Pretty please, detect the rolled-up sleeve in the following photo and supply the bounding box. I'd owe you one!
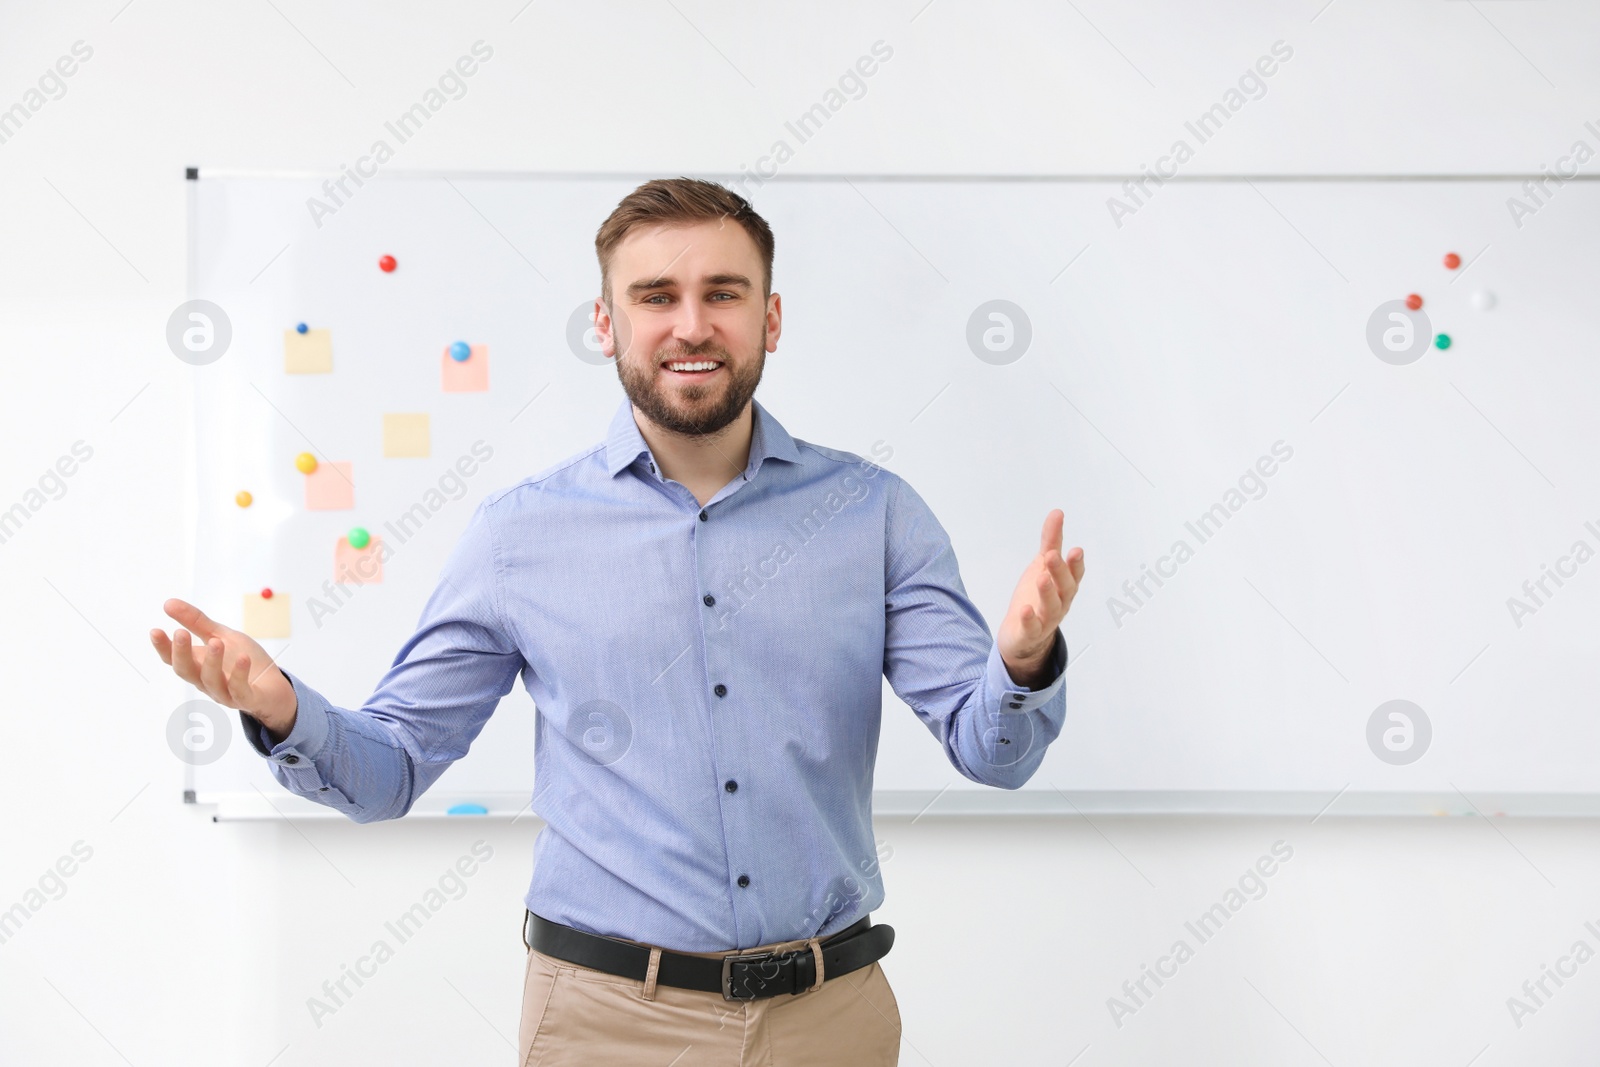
[881,474,1069,789]
[240,498,526,821]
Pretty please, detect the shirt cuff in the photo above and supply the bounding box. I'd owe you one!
[239,666,332,765]
[984,629,1068,714]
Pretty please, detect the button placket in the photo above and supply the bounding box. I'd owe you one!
[692,498,752,924]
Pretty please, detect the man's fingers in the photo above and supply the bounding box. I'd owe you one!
[1038,509,1064,556]
[149,629,174,666]
[1035,568,1062,609]
[170,629,202,685]
[1046,547,1085,582]
[1036,547,1085,617]
[1039,550,1075,603]
[199,637,227,696]
[1014,530,1083,641]
[1045,548,1070,579]
[164,598,224,642]
[226,654,255,706]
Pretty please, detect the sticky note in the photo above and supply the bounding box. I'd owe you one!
[383,413,430,457]
[304,461,354,510]
[334,534,384,584]
[242,592,290,639]
[284,328,333,374]
[442,345,489,392]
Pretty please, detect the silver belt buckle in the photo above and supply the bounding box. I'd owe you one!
[721,950,778,1001]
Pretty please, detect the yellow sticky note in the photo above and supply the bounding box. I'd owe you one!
[242,592,290,639]
[441,345,490,392]
[304,461,354,510]
[284,328,333,374]
[334,535,384,584]
[383,413,430,457]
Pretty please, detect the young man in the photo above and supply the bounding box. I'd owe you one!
[151,177,1085,1066]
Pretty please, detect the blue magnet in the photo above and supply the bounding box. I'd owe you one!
[296,322,308,334]
[447,802,488,815]
[449,341,471,362]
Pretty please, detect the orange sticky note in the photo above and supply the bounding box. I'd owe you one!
[242,592,290,639]
[382,413,430,457]
[442,345,489,392]
[334,534,384,584]
[284,328,333,374]
[304,461,354,510]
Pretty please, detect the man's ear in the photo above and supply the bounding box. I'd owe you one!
[594,297,617,359]
[765,292,783,352]
[596,297,638,361]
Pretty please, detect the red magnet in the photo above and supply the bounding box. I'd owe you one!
[378,254,397,273]
[1405,294,1423,310]
[260,587,274,599]
[1443,252,1461,269]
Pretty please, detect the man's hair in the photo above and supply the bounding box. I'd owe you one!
[594,177,775,306]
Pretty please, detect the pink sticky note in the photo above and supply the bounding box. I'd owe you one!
[334,535,384,584]
[304,461,354,510]
[442,344,489,392]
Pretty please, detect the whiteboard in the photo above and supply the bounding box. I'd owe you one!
[182,171,1600,818]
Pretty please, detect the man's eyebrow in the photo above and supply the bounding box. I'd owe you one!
[624,272,753,297]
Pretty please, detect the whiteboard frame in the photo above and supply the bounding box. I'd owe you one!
[191,168,1600,182]
[193,790,1600,821]
[182,166,1600,819]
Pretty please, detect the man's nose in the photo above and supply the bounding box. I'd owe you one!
[671,303,715,348]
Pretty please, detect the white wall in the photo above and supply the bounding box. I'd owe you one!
[3,1,1599,1063]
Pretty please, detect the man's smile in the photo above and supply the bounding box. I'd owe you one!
[661,359,725,381]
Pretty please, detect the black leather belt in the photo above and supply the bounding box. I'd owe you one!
[524,910,895,1001]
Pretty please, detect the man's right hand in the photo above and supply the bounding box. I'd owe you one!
[150,598,299,745]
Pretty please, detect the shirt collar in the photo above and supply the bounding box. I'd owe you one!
[603,394,801,479]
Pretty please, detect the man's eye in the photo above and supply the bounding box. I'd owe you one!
[644,294,670,305]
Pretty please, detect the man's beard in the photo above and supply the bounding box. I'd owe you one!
[614,322,766,438]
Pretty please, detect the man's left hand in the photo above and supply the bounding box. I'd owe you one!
[998,509,1084,689]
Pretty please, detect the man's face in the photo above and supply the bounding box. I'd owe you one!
[596,219,781,437]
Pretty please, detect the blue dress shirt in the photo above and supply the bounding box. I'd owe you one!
[244,395,1069,951]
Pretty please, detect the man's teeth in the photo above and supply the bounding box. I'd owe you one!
[665,361,722,372]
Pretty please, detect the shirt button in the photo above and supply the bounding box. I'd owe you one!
[1009,701,1023,709]
[699,510,708,521]
[714,684,727,697]
[649,462,656,473]
[725,780,738,793]
[282,755,299,765]
[737,874,750,888]
[703,594,715,606]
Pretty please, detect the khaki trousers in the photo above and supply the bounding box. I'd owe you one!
[518,918,902,1066]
